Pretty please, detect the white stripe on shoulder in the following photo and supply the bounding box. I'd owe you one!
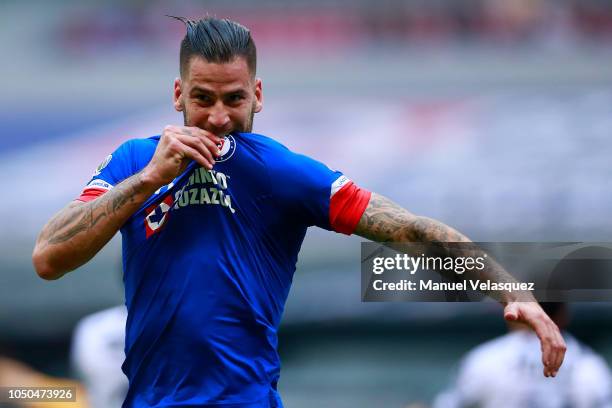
[331,175,350,197]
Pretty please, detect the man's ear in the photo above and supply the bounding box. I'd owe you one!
[173,77,184,112]
[254,78,263,113]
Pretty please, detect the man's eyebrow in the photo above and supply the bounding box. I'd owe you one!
[190,87,214,95]
[226,89,247,96]
[190,87,247,96]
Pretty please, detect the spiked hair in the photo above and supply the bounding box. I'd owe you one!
[169,16,257,78]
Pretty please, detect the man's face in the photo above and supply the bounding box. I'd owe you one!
[173,56,263,136]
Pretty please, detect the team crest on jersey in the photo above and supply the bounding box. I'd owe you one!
[216,135,236,163]
[144,195,174,238]
[93,154,112,176]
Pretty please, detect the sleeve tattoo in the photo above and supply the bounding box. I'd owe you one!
[36,173,147,250]
[354,192,470,243]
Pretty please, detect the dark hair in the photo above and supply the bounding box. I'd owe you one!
[169,16,257,78]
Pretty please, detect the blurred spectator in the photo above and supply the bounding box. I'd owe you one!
[71,305,128,408]
[54,0,612,55]
[433,303,612,408]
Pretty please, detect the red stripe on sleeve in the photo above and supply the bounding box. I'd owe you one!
[76,187,108,203]
[329,181,372,235]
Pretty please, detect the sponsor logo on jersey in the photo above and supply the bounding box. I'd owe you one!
[93,154,113,176]
[331,175,350,197]
[144,168,235,238]
[144,195,174,238]
[215,135,236,163]
[172,168,236,214]
[86,179,114,191]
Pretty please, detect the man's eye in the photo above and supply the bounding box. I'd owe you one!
[196,95,212,103]
[228,95,244,103]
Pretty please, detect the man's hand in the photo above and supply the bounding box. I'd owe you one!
[142,125,223,187]
[504,302,567,377]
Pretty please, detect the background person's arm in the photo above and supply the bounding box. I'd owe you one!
[354,192,567,377]
[32,125,221,280]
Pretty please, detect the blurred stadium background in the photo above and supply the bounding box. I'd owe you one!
[1,0,612,407]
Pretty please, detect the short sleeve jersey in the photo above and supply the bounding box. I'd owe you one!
[79,133,370,408]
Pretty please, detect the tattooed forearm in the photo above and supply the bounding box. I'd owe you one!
[33,171,156,278]
[355,193,528,302]
[45,197,106,245]
[45,205,99,245]
[355,193,469,243]
[41,173,146,246]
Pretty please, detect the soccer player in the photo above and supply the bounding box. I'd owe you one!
[433,303,612,408]
[32,17,566,408]
[71,305,129,408]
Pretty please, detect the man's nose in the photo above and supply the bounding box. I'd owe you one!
[208,103,230,130]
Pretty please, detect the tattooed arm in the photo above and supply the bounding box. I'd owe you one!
[32,125,222,280]
[354,192,566,377]
[32,172,159,280]
[354,192,471,244]
[354,193,519,292]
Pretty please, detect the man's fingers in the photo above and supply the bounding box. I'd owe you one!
[533,317,553,364]
[175,134,218,165]
[544,320,565,375]
[185,126,224,145]
[178,131,222,159]
[178,144,214,170]
[550,325,567,375]
[161,125,228,172]
[540,333,553,374]
[166,125,224,156]
[512,302,567,378]
[190,128,224,158]
[503,303,519,321]
[505,302,554,377]
[201,136,222,159]
[531,313,566,377]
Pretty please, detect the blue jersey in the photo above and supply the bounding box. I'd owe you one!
[81,133,364,407]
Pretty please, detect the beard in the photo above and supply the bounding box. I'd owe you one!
[182,101,256,135]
